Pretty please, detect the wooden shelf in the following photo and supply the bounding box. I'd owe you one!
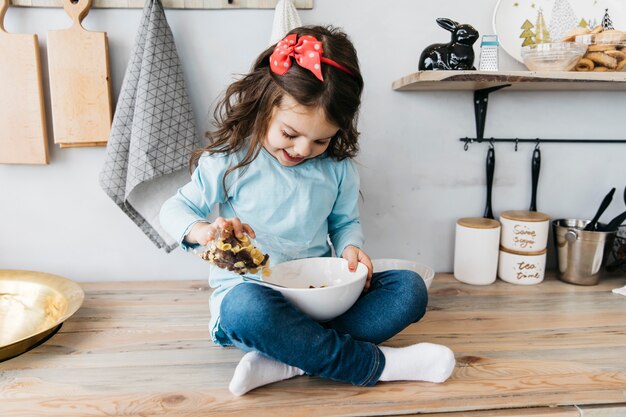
[392,70,626,92]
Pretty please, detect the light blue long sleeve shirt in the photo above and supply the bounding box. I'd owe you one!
[159,146,364,345]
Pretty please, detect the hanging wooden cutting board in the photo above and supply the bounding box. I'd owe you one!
[0,0,49,164]
[47,0,112,148]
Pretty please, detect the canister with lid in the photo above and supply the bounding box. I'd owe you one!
[454,217,501,285]
[499,210,550,253]
[498,246,547,285]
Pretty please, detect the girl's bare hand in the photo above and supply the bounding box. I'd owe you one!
[185,217,256,246]
[342,245,373,292]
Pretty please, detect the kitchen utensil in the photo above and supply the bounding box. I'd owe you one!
[0,0,48,164]
[454,217,501,285]
[601,209,626,232]
[47,0,112,148]
[529,146,541,211]
[553,219,617,285]
[483,146,496,219]
[1,270,84,362]
[597,185,626,231]
[584,187,616,231]
[479,35,499,71]
[242,275,287,288]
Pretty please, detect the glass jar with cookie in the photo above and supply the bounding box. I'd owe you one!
[561,25,626,72]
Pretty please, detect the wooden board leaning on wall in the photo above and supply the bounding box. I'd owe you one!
[10,0,313,9]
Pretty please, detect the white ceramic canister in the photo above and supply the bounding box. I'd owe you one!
[500,210,550,253]
[453,217,501,285]
[498,246,547,285]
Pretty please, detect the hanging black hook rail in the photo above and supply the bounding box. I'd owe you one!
[461,137,626,151]
[464,85,626,151]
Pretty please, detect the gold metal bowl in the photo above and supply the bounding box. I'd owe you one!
[0,270,84,362]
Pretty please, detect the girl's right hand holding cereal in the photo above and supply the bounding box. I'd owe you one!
[192,218,269,276]
[185,217,256,246]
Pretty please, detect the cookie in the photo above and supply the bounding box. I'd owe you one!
[586,51,618,69]
[575,57,594,71]
[590,25,604,34]
[605,49,626,61]
[589,44,616,52]
[595,30,625,45]
[561,27,591,42]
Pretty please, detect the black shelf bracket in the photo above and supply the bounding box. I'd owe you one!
[474,84,511,140]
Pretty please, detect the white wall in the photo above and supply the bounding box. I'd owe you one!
[1,0,625,282]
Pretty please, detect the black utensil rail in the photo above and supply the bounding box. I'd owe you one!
[461,85,626,151]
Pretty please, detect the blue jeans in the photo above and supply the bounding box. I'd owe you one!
[218,269,428,386]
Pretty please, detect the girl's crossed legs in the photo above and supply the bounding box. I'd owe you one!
[219,269,455,395]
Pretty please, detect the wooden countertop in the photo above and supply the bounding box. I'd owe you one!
[1,273,626,417]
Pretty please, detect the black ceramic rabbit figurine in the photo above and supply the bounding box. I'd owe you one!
[419,18,479,70]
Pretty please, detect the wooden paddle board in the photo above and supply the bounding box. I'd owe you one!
[47,0,112,148]
[0,0,49,164]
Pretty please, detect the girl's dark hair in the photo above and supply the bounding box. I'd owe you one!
[190,25,364,194]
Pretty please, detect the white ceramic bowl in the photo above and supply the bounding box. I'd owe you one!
[372,258,435,290]
[498,247,546,285]
[265,257,367,321]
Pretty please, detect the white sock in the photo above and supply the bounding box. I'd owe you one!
[229,351,305,396]
[378,343,455,383]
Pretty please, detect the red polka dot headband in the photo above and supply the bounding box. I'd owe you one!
[269,34,353,81]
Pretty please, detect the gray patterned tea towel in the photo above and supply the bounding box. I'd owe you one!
[99,0,199,252]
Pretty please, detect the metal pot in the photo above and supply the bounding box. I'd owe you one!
[553,219,617,285]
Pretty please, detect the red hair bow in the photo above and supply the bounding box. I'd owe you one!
[269,33,352,81]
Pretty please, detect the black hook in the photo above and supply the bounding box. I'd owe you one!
[514,138,519,152]
[535,138,540,150]
[489,137,495,149]
[463,137,471,151]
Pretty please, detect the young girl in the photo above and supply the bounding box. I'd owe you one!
[160,25,455,396]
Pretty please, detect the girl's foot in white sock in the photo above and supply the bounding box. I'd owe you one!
[229,351,304,396]
[378,342,455,383]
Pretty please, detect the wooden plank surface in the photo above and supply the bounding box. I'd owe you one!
[1,273,626,416]
[10,0,313,9]
[392,70,626,91]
